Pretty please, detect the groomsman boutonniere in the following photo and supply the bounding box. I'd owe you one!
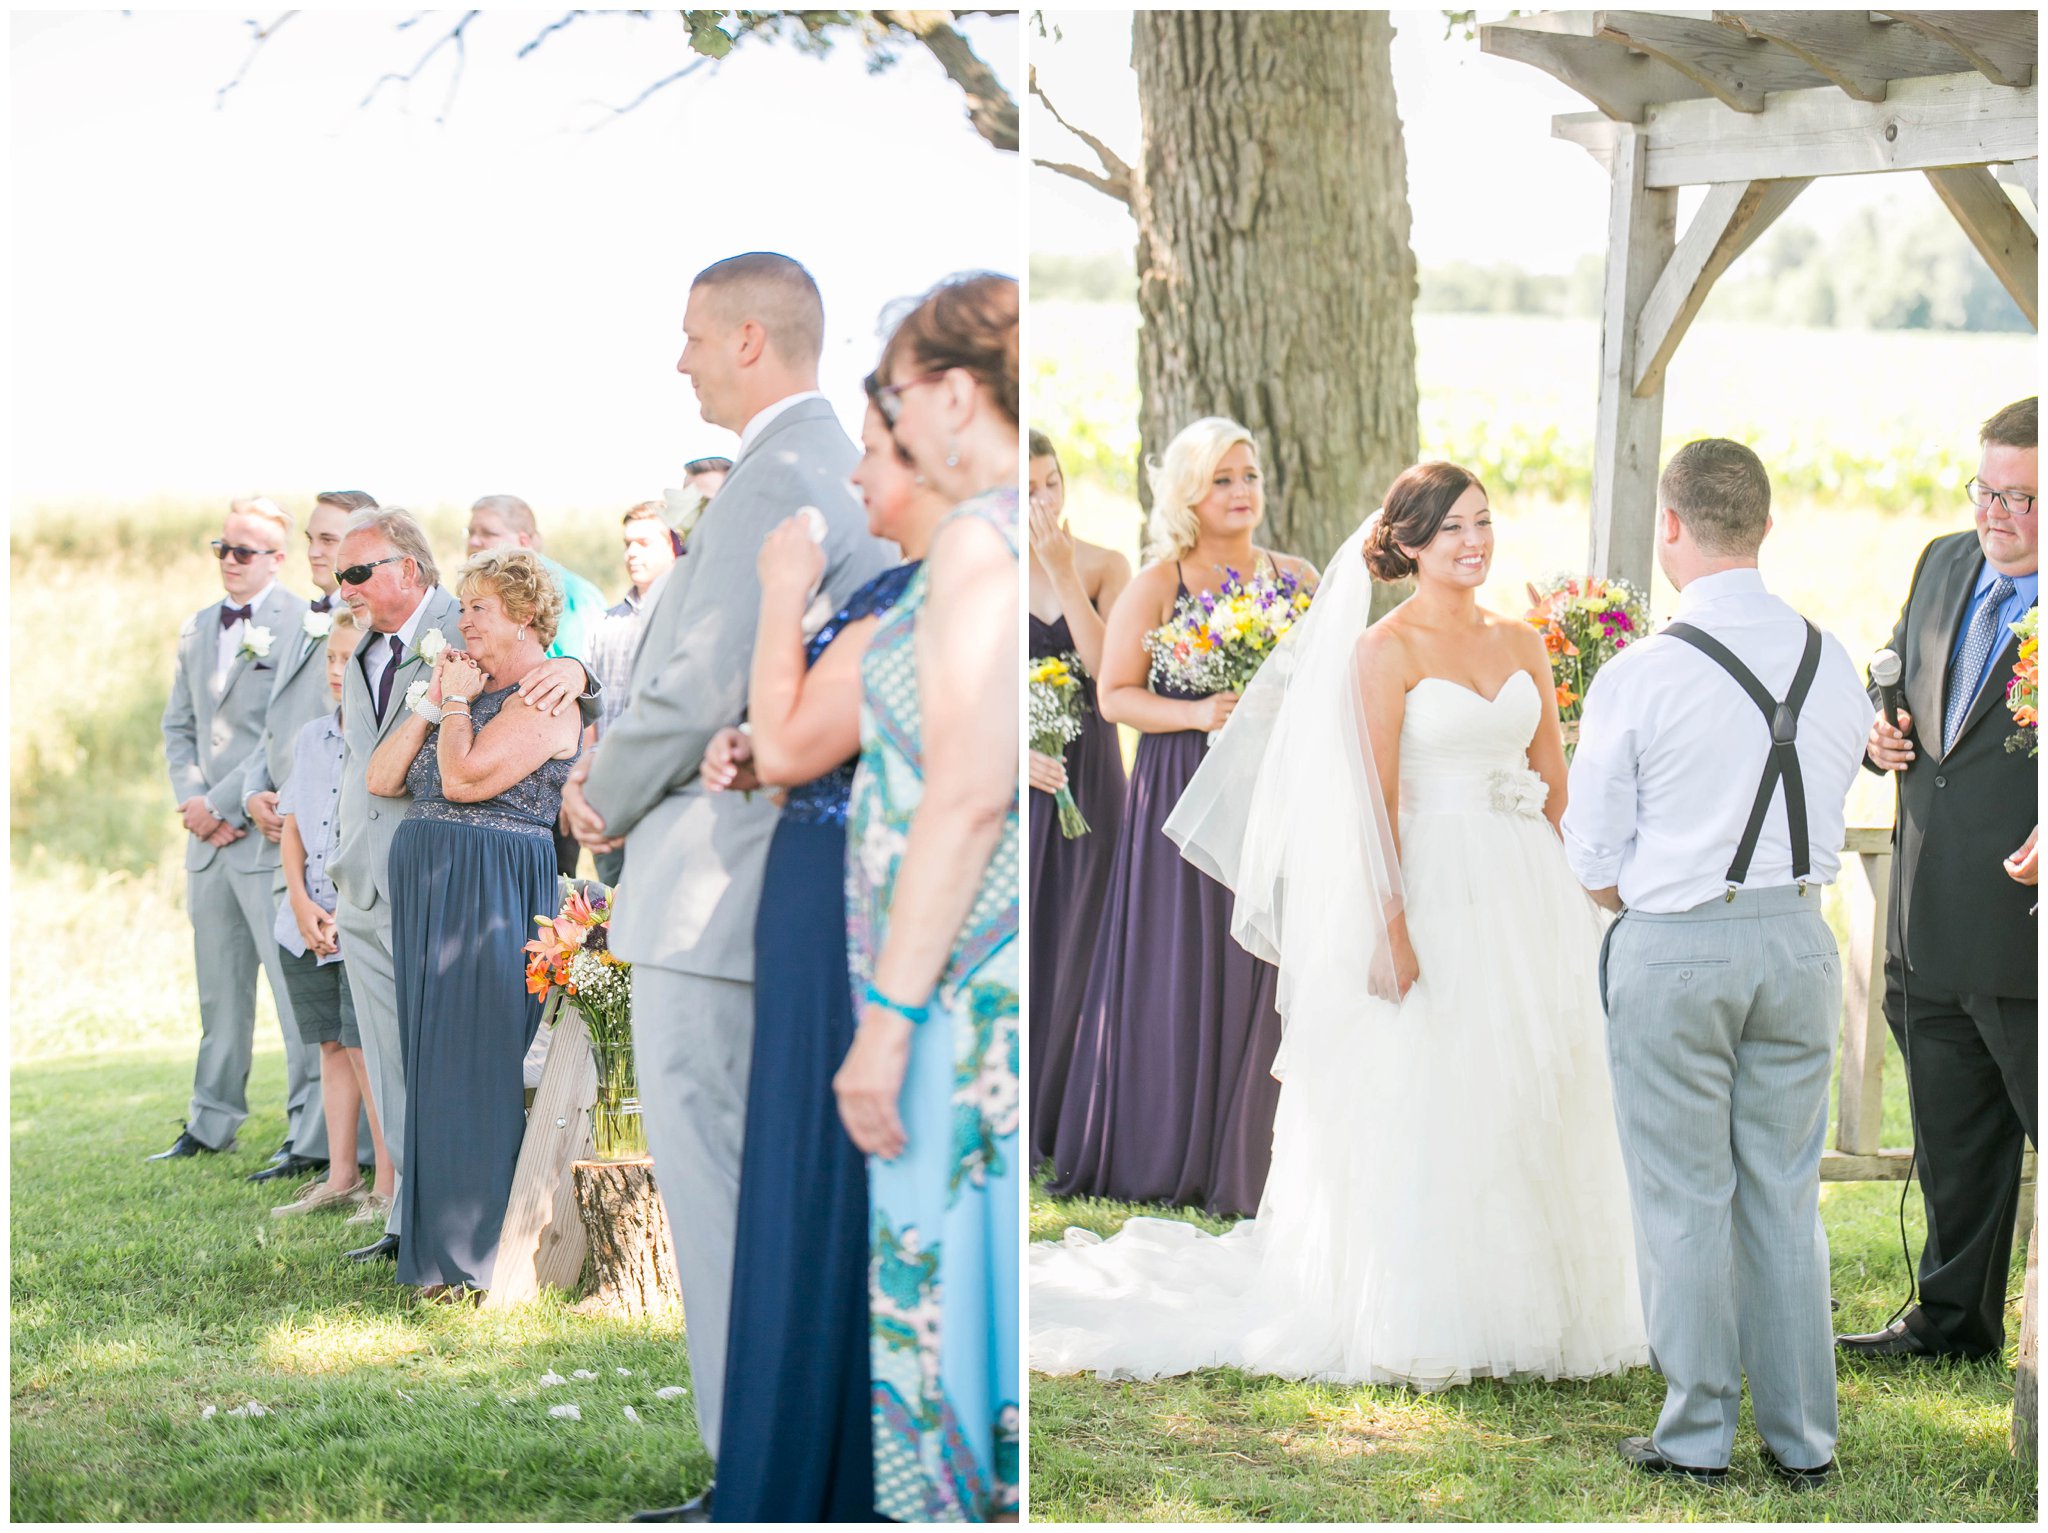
[665,486,710,549]
[302,609,335,642]
[238,625,275,663]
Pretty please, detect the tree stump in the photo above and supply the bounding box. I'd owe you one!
[572,1157,681,1317]
[2015,1201,2037,1462]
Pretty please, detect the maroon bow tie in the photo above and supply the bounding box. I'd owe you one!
[311,594,333,615]
[220,603,253,629]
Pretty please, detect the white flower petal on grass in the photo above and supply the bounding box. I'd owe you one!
[200,1405,217,1420]
[396,1389,416,1405]
[539,1370,566,1387]
[615,1368,633,1377]
[227,1402,269,1417]
[548,1404,582,1420]
[623,1405,643,1425]
[572,1369,598,1380]
[655,1386,688,1400]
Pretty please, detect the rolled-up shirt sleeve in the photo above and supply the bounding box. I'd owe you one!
[1562,662,1640,892]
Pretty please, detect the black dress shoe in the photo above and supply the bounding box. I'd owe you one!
[344,1233,400,1262]
[1834,1320,1989,1360]
[1617,1435,1726,1484]
[1764,1451,1836,1490]
[268,1138,294,1162]
[629,1484,713,1522]
[147,1126,226,1161]
[246,1154,328,1184]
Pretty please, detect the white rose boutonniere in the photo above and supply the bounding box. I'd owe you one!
[302,610,335,641]
[414,628,448,665]
[238,625,275,662]
[665,486,709,548]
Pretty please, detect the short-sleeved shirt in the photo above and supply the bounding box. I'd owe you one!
[274,708,347,962]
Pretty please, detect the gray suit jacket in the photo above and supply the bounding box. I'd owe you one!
[326,587,464,915]
[222,604,344,875]
[582,397,894,979]
[162,584,310,875]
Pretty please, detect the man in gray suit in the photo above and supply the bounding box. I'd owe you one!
[153,498,311,1161]
[1565,441,1873,1488]
[327,507,605,1262]
[226,489,380,1185]
[563,252,891,1515]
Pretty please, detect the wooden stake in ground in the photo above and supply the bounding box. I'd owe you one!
[2017,1201,2038,1462]
[572,1156,681,1316]
[484,998,596,1310]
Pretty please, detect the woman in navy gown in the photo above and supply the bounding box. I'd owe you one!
[697,399,947,1523]
[1046,418,1318,1219]
[1026,430,1130,1168]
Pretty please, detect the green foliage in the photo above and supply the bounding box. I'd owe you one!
[11,1050,710,1520]
[1030,250,1138,305]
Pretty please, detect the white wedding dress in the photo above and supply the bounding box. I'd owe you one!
[1030,666,1651,1391]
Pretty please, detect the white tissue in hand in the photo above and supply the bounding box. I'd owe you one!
[796,505,828,543]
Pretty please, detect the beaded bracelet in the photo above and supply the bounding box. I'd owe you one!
[863,981,931,1026]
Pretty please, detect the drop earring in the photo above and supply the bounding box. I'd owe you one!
[945,437,960,469]
[516,626,527,641]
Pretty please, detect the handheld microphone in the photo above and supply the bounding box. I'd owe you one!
[1870,648,1905,731]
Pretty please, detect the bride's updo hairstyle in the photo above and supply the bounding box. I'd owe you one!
[1144,415,1260,562]
[1363,461,1487,582]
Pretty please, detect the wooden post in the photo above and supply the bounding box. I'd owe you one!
[1590,123,1676,601]
[572,1157,683,1317]
[483,1000,596,1310]
[2016,1202,2037,1462]
[1836,830,1894,1158]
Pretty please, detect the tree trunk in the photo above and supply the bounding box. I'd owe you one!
[572,1157,682,1318]
[1130,10,1419,570]
[2017,1201,2037,1462]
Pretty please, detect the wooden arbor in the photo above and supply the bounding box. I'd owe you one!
[1481,9,2038,593]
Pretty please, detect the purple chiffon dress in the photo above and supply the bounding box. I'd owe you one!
[1027,613,1128,1169]
[1044,573,1285,1219]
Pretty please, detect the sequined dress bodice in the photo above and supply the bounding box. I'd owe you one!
[782,561,922,826]
[404,684,577,836]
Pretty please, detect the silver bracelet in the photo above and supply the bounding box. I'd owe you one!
[409,695,445,724]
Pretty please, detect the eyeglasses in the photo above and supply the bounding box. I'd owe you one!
[211,540,282,566]
[865,369,949,428]
[336,554,407,586]
[1968,478,2037,518]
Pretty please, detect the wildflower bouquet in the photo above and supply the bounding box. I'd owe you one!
[1145,566,1314,701]
[524,878,641,1158]
[1028,652,1092,838]
[2006,607,2038,757]
[1525,576,1649,731]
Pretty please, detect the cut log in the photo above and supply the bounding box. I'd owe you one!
[572,1157,682,1318]
[483,998,596,1311]
[2017,1201,2038,1462]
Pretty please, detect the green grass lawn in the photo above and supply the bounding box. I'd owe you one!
[1028,1171,2035,1522]
[10,1047,711,1521]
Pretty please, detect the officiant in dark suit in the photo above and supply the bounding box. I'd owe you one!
[1841,396,2038,1362]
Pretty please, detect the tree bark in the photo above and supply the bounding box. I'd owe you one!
[572,1157,683,1318]
[1129,10,1419,569]
[2017,1201,2037,1462]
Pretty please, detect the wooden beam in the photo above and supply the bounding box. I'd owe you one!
[1633,176,1810,396]
[1594,10,1837,112]
[1999,157,2040,222]
[1713,10,1977,101]
[1821,1148,1918,1181]
[1591,124,1676,595]
[1926,165,2040,327]
[1836,845,1893,1158]
[1557,73,2038,188]
[1482,23,1719,121]
[1882,11,2037,89]
[484,1001,596,1310]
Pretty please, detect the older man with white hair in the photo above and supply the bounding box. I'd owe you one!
[153,496,310,1161]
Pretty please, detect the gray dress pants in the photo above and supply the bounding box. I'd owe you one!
[1601,884,1840,1472]
[338,895,407,1237]
[184,857,304,1152]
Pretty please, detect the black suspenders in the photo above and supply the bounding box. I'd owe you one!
[1662,620,1825,897]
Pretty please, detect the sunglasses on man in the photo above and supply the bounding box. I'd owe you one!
[211,540,283,566]
[336,554,408,586]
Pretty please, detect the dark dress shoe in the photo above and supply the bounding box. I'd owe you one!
[246,1154,328,1184]
[1835,1320,1987,1359]
[268,1139,294,1162]
[1617,1435,1727,1484]
[344,1233,401,1262]
[147,1126,226,1161]
[1764,1451,1836,1489]
[629,1484,713,1521]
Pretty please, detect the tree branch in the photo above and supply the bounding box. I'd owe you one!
[1028,66,1133,206]
[360,9,481,124]
[517,10,588,60]
[214,11,299,112]
[584,55,713,128]
[877,10,1018,153]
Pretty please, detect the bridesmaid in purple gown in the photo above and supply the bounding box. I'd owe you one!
[1027,430,1132,1168]
[1046,417,1318,1218]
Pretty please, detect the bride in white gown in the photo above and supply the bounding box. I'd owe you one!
[1030,463,1650,1391]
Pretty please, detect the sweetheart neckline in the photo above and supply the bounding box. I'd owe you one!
[1409,671,1537,707]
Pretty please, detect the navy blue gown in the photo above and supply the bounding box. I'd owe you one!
[715,562,920,1525]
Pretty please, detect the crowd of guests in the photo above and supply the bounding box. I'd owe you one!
[157,252,1019,1523]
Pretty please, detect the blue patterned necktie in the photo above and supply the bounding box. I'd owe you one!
[1943,575,2015,753]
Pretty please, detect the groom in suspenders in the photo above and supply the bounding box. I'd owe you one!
[1563,440,1872,1485]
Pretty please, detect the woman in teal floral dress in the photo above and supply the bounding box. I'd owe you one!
[838,273,1021,1522]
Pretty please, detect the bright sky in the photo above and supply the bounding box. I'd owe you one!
[1030,9,1902,271]
[11,9,1021,509]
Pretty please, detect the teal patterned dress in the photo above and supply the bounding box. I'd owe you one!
[846,483,1020,1522]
